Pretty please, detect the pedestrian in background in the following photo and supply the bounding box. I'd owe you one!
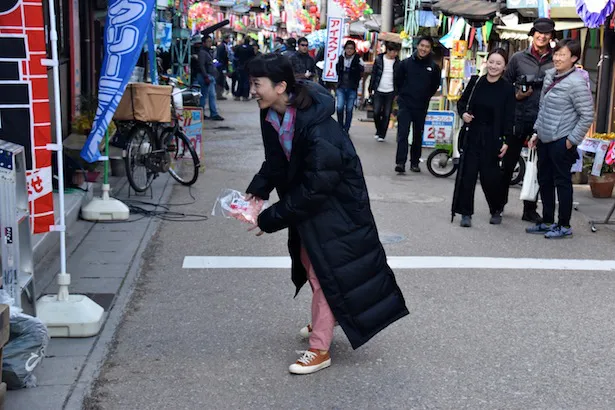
[369,41,400,142]
[394,36,441,173]
[335,40,364,134]
[452,48,514,228]
[245,53,408,375]
[197,35,224,121]
[273,36,286,54]
[215,35,231,100]
[502,17,556,224]
[282,38,297,58]
[233,38,256,101]
[527,38,594,239]
[290,37,316,80]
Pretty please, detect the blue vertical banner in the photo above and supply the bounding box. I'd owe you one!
[81,0,156,163]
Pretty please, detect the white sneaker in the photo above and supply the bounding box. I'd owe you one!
[374,135,380,140]
[288,349,331,375]
[299,324,312,339]
[377,137,385,142]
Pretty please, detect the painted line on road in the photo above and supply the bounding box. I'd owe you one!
[182,256,615,271]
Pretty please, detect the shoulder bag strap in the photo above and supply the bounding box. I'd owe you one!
[466,76,481,111]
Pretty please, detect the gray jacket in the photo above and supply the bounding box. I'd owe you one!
[198,47,216,78]
[534,68,594,146]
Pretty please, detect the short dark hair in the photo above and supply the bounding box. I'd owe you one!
[286,38,297,47]
[385,41,401,52]
[487,47,508,65]
[298,37,308,45]
[417,35,434,47]
[247,53,313,110]
[554,38,582,60]
[344,40,356,49]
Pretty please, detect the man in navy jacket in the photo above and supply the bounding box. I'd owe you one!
[394,36,441,173]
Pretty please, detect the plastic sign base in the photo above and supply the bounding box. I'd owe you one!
[37,294,105,337]
[81,197,130,221]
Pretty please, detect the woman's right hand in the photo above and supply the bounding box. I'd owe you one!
[528,134,538,149]
[462,112,474,123]
[245,193,261,202]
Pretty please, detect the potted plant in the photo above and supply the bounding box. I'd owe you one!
[587,159,615,198]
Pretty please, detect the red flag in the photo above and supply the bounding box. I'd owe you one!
[469,27,476,48]
[0,0,54,233]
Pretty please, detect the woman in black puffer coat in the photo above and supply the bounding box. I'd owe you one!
[246,53,408,375]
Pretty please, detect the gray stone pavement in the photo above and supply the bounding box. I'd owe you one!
[8,97,615,409]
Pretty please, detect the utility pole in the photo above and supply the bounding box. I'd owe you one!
[381,0,392,32]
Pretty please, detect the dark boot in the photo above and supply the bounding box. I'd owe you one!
[460,215,472,227]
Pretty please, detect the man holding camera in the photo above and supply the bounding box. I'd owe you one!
[502,18,556,224]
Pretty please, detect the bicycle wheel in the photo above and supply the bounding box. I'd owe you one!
[163,130,200,186]
[427,149,456,178]
[510,156,526,186]
[124,125,155,192]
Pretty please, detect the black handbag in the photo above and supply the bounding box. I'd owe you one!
[457,76,481,152]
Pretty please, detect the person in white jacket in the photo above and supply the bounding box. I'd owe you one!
[527,38,594,239]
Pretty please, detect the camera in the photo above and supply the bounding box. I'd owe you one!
[517,74,545,92]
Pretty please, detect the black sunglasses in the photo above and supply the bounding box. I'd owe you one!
[299,43,308,47]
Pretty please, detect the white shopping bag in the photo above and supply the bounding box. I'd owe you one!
[520,147,539,201]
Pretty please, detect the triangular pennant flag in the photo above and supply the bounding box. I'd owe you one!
[465,23,471,41]
[571,29,579,39]
[600,26,605,49]
[484,20,493,43]
[590,28,597,48]
[580,28,588,56]
[469,27,476,49]
[441,15,447,34]
[475,25,483,51]
[449,16,454,31]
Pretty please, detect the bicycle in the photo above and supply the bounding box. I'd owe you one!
[121,76,201,192]
[427,143,526,185]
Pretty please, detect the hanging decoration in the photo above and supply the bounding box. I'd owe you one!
[188,2,216,32]
[333,0,373,21]
[576,0,615,28]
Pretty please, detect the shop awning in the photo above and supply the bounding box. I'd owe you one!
[496,20,586,40]
[432,0,504,21]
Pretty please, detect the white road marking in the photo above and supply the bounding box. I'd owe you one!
[182,256,615,271]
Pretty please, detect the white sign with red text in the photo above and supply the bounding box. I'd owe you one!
[323,16,344,82]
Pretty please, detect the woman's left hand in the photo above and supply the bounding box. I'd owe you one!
[566,139,573,150]
[498,144,508,159]
[248,224,264,237]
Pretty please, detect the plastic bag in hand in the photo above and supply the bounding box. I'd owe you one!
[212,189,267,225]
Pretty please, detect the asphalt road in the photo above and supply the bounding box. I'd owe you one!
[85,97,615,409]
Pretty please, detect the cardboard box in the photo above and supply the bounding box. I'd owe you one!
[114,83,172,123]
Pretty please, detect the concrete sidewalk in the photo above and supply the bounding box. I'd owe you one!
[5,174,176,410]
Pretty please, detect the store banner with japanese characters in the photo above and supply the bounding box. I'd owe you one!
[322,0,345,82]
[81,0,157,163]
[0,0,55,233]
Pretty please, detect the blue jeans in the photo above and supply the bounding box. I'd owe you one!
[197,74,219,117]
[336,88,357,132]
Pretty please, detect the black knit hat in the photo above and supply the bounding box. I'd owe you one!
[528,18,556,36]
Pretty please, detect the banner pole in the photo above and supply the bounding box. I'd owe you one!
[36,0,104,337]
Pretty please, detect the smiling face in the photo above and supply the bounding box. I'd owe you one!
[553,45,578,73]
[417,39,432,59]
[250,77,287,110]
[532,30,552,50]
[486,52,506,78]
[344,43,356,57]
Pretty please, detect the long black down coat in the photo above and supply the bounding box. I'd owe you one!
[246,81,409,349]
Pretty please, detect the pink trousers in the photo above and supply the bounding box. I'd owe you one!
[300,247,336,351]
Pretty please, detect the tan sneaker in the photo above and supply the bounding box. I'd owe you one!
[288,349,331,375]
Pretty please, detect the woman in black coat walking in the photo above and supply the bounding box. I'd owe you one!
[245,53,408,375]
[452,48,515,227]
